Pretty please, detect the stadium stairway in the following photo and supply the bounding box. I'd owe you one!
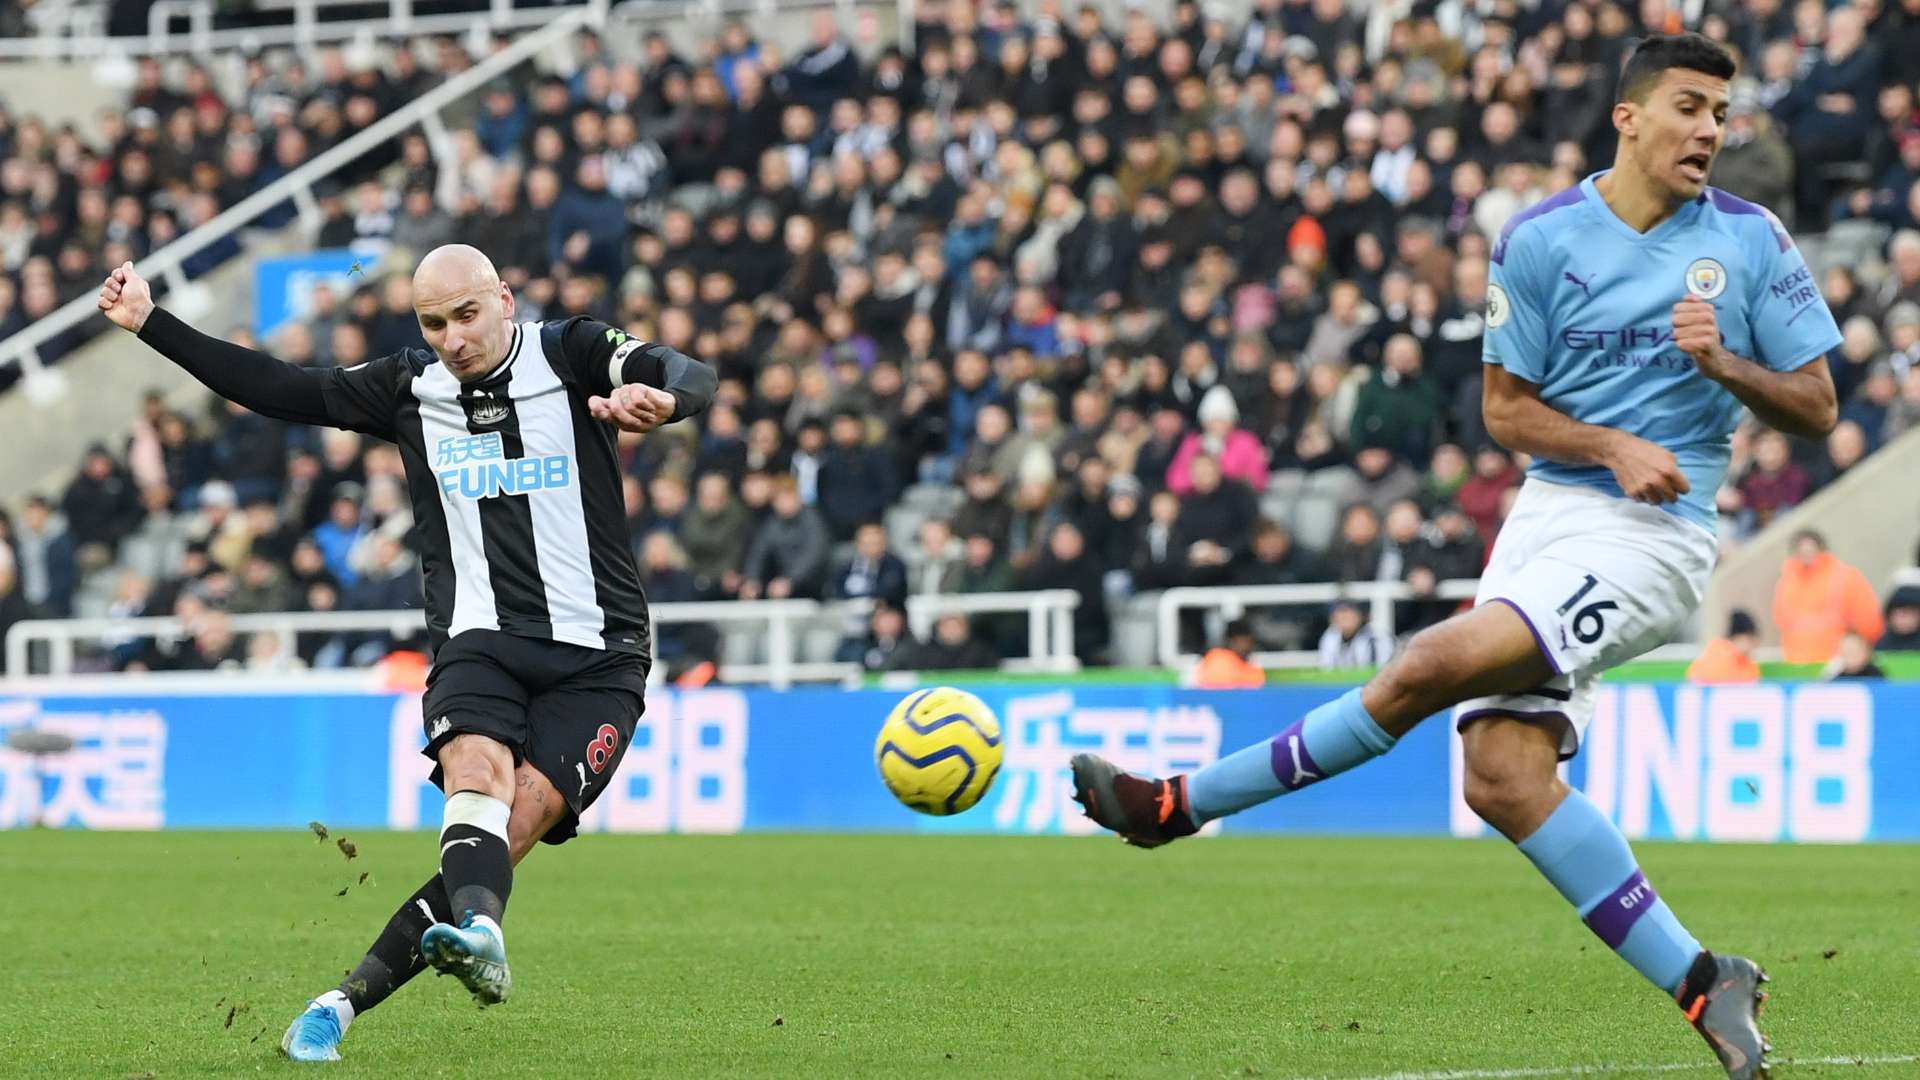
[0,60,125,133]
[1698,425,1920,647]
[0,228,306,509]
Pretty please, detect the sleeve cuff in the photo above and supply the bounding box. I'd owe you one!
[135,306,182,347]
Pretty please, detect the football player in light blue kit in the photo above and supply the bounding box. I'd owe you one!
[1070,34,1840,1079]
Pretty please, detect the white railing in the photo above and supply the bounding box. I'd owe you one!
[4,0,603,59]
[1156,579,1483,670]
[3,590,1085,688]
[3,609,425,679]
[0,5,597,398]
[651,597,849,688]
[904,589,1080,673]
[1,0,899,62]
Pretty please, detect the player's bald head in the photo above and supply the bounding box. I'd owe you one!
[412,244,516,382]
[413,244,500,300]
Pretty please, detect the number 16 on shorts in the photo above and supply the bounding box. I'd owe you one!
[1519,560,1673,678]
[1556,574,1620,648]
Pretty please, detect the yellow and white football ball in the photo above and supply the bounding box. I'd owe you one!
[874,686,1004,816]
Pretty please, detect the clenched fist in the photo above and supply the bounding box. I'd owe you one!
[588,382,677,434]
[1672,297,1729,379]
[98,261,155,333]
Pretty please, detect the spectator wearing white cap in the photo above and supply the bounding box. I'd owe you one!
[192,479,253,572]
[1169,386,1269,496]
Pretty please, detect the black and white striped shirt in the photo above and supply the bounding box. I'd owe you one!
[139,310,717,656]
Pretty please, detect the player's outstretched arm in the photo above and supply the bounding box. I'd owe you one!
[97,261,334,427]
[1483,365,1692,505]
[1673,297,1838,438]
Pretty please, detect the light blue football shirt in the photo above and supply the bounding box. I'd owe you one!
[1483,170,1843,533]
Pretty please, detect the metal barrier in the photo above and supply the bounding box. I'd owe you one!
[1155,579,1482,670]
[3,609,426,680]
[6,0,604,59]
[3,0,896,62]
[904,589,1081,673]
[0,6,597,398]
[3,591,1086,688]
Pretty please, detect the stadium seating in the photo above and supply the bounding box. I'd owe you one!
[4,0,1920,678]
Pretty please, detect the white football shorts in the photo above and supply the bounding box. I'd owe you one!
[1452,478,1717,758]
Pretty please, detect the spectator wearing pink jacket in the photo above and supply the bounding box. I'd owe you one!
[1167,386,1270,495]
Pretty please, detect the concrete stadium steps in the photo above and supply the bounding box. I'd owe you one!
[0,227,308,508]
[1699,425,1920,647]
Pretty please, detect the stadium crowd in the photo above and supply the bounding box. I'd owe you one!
[4,0,1920,675]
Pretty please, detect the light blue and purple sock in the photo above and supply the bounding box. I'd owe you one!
[1186,688,1397,824]
[1517,788,1702,993]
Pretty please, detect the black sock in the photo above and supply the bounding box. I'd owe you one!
[439,790,513,925]
[337,873,453,1015]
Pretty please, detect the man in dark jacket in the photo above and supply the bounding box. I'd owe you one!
[1021,521,1109,664]
[782,11,863,114]
[1058,176,1138,313]
[1712,92,1796,226]
[62,444,143,551]
[1880,585,1920,651]
[1170,455,1258,585]
[740,481,831,599]
[13,495,77,617]
[817,411,900,541]
[891,612,999,671]
[837,601,915,671]
[1233,521,1332,651]
[827,522,909,611]
[1350,334,1444,465]
[1779,7,1883,227]
[549,157,628,281]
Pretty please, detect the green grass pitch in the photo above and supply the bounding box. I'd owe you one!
[1,831,1914,1078]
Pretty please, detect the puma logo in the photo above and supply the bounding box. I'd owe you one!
[440,837,482,858]
[1564,270,1594,299]
[415,899,435,923]
[576,761,590,797]
[1286,735,1319,786]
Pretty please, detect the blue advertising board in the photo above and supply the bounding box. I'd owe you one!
[252,249,382,342]
[0,682,1913,842]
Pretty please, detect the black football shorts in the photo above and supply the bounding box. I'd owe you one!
[421,629,649,845]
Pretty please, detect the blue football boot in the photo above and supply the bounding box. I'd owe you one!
[421,911,512,1006]
[280,998,346,1062]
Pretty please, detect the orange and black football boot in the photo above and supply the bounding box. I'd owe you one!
[1068,753,1199,849]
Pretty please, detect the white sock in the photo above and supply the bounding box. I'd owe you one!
[314,989,356,1031]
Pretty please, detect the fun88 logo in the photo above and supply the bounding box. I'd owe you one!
[433,433,573,500]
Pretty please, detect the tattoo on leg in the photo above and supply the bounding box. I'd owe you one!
[516,771,548,806]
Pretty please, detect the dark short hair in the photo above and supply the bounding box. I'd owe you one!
[1618,33,1736,103]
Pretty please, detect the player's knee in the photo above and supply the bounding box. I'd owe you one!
[1461,761,1537,829]
[1460,722,1562,833]
[1369,628,1457,721]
